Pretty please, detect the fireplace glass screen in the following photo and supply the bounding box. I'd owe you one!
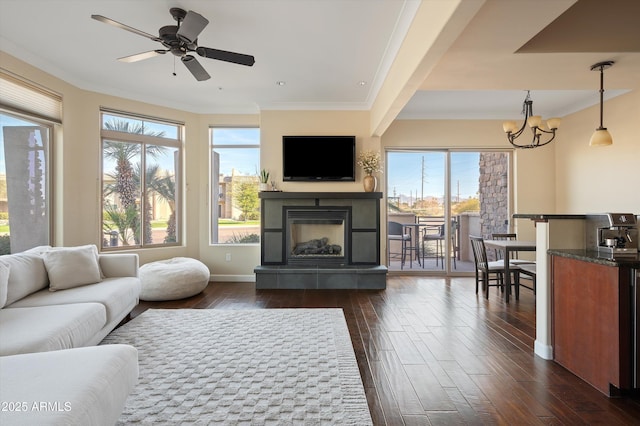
[286,209,348,264]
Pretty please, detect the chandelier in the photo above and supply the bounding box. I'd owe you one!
[502,91,561,149]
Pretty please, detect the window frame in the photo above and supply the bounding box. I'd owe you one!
[1,69,60,254]
[99,109,183,251]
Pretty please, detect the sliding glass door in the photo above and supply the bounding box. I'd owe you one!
[386,149,511,274]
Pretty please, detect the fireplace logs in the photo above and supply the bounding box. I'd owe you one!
[292,237,342,256]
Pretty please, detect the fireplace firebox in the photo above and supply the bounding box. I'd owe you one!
[286,208,349,265]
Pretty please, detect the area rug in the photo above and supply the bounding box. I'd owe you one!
[102,308,372,425]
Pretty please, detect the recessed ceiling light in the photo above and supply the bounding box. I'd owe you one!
[276,81,286,86]
[358,81,367,86]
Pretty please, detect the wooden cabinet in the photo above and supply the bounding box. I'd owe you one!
[551,254,633,395]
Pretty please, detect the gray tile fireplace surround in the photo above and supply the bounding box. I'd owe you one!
[255,192,387,290]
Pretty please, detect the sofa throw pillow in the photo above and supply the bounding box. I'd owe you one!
[1,253,50,306]
[44,244,105,279]
[0,262,9,308]
[43,245,103,291]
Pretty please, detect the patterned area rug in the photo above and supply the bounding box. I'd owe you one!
[102,309,372,425]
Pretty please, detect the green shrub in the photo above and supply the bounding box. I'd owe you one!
[225,232,260,244]
[0,235,10,255]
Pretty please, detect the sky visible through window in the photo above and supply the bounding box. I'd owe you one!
[387,151,479,200]
[212,128,260,177]
[0,114,32,172]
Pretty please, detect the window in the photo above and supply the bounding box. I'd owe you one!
[0,72,60,254]
[386,149,511,273]
[210,127,260,244]
[100,110,182,249]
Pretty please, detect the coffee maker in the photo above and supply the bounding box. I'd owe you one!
[597,213,639,258]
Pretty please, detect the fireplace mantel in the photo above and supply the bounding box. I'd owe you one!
[259,191,383,200]
[255,191,387,289]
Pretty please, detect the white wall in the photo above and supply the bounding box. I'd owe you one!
[554,90,640,214]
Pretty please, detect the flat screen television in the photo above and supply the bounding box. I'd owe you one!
[282,135,355,181]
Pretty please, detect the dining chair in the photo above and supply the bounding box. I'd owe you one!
[388,221,411,269]
[516,263,536,294]
[469,235,522,299]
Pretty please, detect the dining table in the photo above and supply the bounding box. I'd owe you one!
[483,239,536,302]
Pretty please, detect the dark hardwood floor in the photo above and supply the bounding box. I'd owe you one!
[129,275,640,425]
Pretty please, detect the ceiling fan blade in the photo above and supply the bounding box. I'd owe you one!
[196,47,255,67]
[118,50,167,63]
[91,15,161,42]
[181,55,211,81]
[177,10,209,44]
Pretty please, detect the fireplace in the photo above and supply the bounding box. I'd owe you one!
[255,192,386,290]
[286,208,349,266]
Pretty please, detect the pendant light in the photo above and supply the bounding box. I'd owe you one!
[589,61,614,147]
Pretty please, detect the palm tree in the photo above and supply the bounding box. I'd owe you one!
[102,119,166,245]
[137,163,176,244]
[102,202,138,246]
[147,171,177,243]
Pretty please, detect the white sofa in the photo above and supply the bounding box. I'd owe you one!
[0,245,141,425]
[0,345,139,425]
[0,245,141,356]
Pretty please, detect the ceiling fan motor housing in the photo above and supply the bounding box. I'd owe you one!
[159,25,196,56]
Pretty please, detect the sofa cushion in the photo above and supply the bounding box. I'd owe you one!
[0,344,138,426]
[0,262,8,308]
[0,303,106,356]
[43,245,102,291]
[0,252,49,306]
[7,276,140,325]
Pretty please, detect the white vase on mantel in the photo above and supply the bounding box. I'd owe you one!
[259,183,269,191]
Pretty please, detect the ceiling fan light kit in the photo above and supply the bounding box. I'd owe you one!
[503,90,561,149]
[589,60,615,147]
[91,7,255,81]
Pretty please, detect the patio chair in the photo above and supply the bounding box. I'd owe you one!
[388,221,411,269]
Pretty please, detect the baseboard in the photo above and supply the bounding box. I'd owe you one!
[534,340,553,360]
[210,274,256,283]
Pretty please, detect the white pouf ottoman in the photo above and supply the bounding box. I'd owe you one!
[139,257,210,301]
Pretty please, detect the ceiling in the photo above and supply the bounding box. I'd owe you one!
[1,0,639,122]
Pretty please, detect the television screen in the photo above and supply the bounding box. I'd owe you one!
[282,136,355,181]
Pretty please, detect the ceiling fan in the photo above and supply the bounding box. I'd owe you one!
[91,7,255,81]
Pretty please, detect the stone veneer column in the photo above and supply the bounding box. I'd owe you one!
[479,152,509,244]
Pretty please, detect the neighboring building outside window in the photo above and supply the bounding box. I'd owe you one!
[100,110,182,250]
[210,127,260,244]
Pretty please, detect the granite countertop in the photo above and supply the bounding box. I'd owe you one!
[548,248,640,268]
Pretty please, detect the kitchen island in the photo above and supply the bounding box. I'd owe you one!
[549,249,639,396]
